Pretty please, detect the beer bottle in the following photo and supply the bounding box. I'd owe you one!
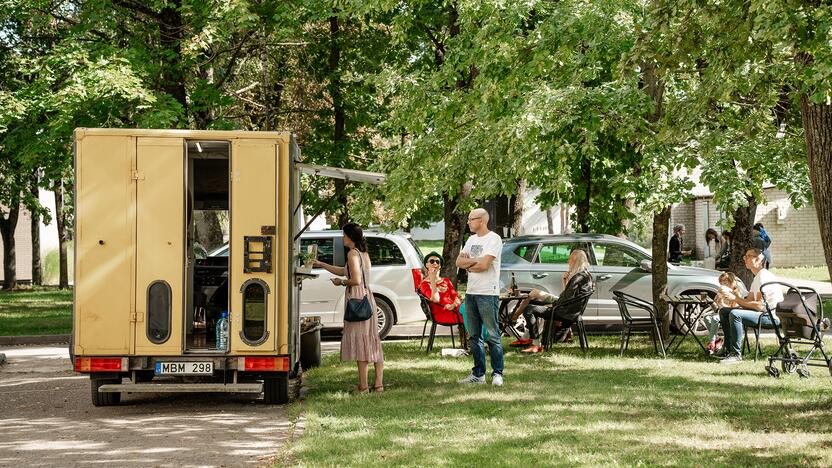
[510,272,518,296]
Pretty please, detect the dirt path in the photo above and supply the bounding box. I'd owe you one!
[0,346,302,467]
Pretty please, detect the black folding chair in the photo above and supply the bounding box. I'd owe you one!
[540,289,594,352]
[757,282,832,378]
[612,291,666,358]
[417,291,464,353]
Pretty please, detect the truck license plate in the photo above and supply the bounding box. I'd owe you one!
[155,361,213,375]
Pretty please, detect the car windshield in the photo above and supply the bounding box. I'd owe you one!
[208,244,229,257]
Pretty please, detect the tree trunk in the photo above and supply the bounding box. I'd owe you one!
[329,15,349,226]
[194,211,224,252]
[576,157,591,232]
[728,195,757,288]
[30,173,41,286]
[159,1,187,121]
[651,205,671,339]
[0,202,20,290]
[799,94,832,285]
[511,179,526,237]
[546,207,555,234]
[55,186,69,289]
[441,183,471,287]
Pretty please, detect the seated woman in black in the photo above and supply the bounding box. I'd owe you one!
[511,249,594,353]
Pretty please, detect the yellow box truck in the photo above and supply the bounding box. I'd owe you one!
[71,128,384,405]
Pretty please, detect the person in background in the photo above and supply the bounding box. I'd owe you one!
[703,228,721,269]
[314,223,384,393]
[753,223,773,269]
[419,251,465,346]
[456,208,504,387]
[669,224,692,264]
[716,230,732,270]
[716,247,784,364]
[510,249,594,353]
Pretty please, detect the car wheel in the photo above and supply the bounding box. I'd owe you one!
[374,296,394,340]
[90,377,121,407]
[263,374,289,404]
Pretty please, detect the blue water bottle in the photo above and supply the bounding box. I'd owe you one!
[216,311,229,351]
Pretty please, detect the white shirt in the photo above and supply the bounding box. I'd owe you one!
[750,269,784,318]
[462,231,502,296]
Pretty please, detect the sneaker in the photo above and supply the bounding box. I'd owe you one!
[720,354,743,365]
[458,374,486,385]
[492,373,503,387]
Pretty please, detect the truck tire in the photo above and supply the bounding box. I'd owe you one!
[91,377,121,407]
[263,374,289,404]
[375,296,394,340]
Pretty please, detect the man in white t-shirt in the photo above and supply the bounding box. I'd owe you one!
[718,247,784,364]
[455,208,504,386]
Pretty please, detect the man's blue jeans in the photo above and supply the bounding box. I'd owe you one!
[719,307,780,356]
[465,294,504,377]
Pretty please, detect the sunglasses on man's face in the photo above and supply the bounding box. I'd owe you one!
[427,259,441,265]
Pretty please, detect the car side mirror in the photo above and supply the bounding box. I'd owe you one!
[640,260,652,273]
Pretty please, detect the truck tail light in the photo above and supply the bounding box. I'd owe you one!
[240,356,288,372]
[411,268,422,291]
[75,357,125,373]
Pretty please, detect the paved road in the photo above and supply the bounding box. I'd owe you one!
[0,346,309,468]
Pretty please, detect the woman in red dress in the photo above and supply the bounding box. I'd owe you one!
[419,252,465,345]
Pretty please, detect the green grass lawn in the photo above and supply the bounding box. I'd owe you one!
[771,266,830,283]
[0,287,73,336]
[283,336,832,466]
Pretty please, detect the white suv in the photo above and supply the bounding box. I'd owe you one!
[299,230,425,338]
[206,230,424,338]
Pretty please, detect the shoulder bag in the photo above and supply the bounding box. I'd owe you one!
[344,251,373,322]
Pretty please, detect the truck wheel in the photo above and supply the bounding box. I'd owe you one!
[263,374,289,404]
[91,377,121,406]
[375,296,394,340]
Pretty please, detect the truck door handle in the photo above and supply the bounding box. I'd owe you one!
[532,273,549,279]
[598,275,612,281]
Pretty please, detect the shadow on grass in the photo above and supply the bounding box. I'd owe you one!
[291,337,832,466]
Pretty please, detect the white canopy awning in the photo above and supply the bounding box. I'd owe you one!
[296,163,386,185]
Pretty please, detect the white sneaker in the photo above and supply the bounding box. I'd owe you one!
[492,373,503,387]
[458,374,486,384]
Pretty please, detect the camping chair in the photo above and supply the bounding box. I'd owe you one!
[418,291,465,353]
[756,282,832,378]
[612,291,666,358]
[540,289,594,352]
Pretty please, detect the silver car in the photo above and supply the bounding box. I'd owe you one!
[500,234,733,325]
[208,230,424,338]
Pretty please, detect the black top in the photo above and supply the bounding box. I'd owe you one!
[553,270,595,321]
[669,234,683,263]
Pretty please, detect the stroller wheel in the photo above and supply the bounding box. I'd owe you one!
[782,351,799,374]
[765,365,780,378]
[797,366,811,379]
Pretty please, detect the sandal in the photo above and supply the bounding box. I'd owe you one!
[352,386,370,395]
[371,385,384,393]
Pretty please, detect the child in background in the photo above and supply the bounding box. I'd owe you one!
[704,272,741,354]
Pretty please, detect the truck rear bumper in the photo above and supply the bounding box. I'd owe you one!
[98,382,263,393]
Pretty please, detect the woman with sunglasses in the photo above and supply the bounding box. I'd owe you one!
[419,252,465,345]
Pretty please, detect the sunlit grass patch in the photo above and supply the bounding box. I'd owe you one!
[285,336,832,467]
[0,287,72,336]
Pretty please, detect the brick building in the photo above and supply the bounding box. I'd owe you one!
[670,186,825,268]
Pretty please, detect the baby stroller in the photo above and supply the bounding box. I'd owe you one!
[761,282,831,378]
